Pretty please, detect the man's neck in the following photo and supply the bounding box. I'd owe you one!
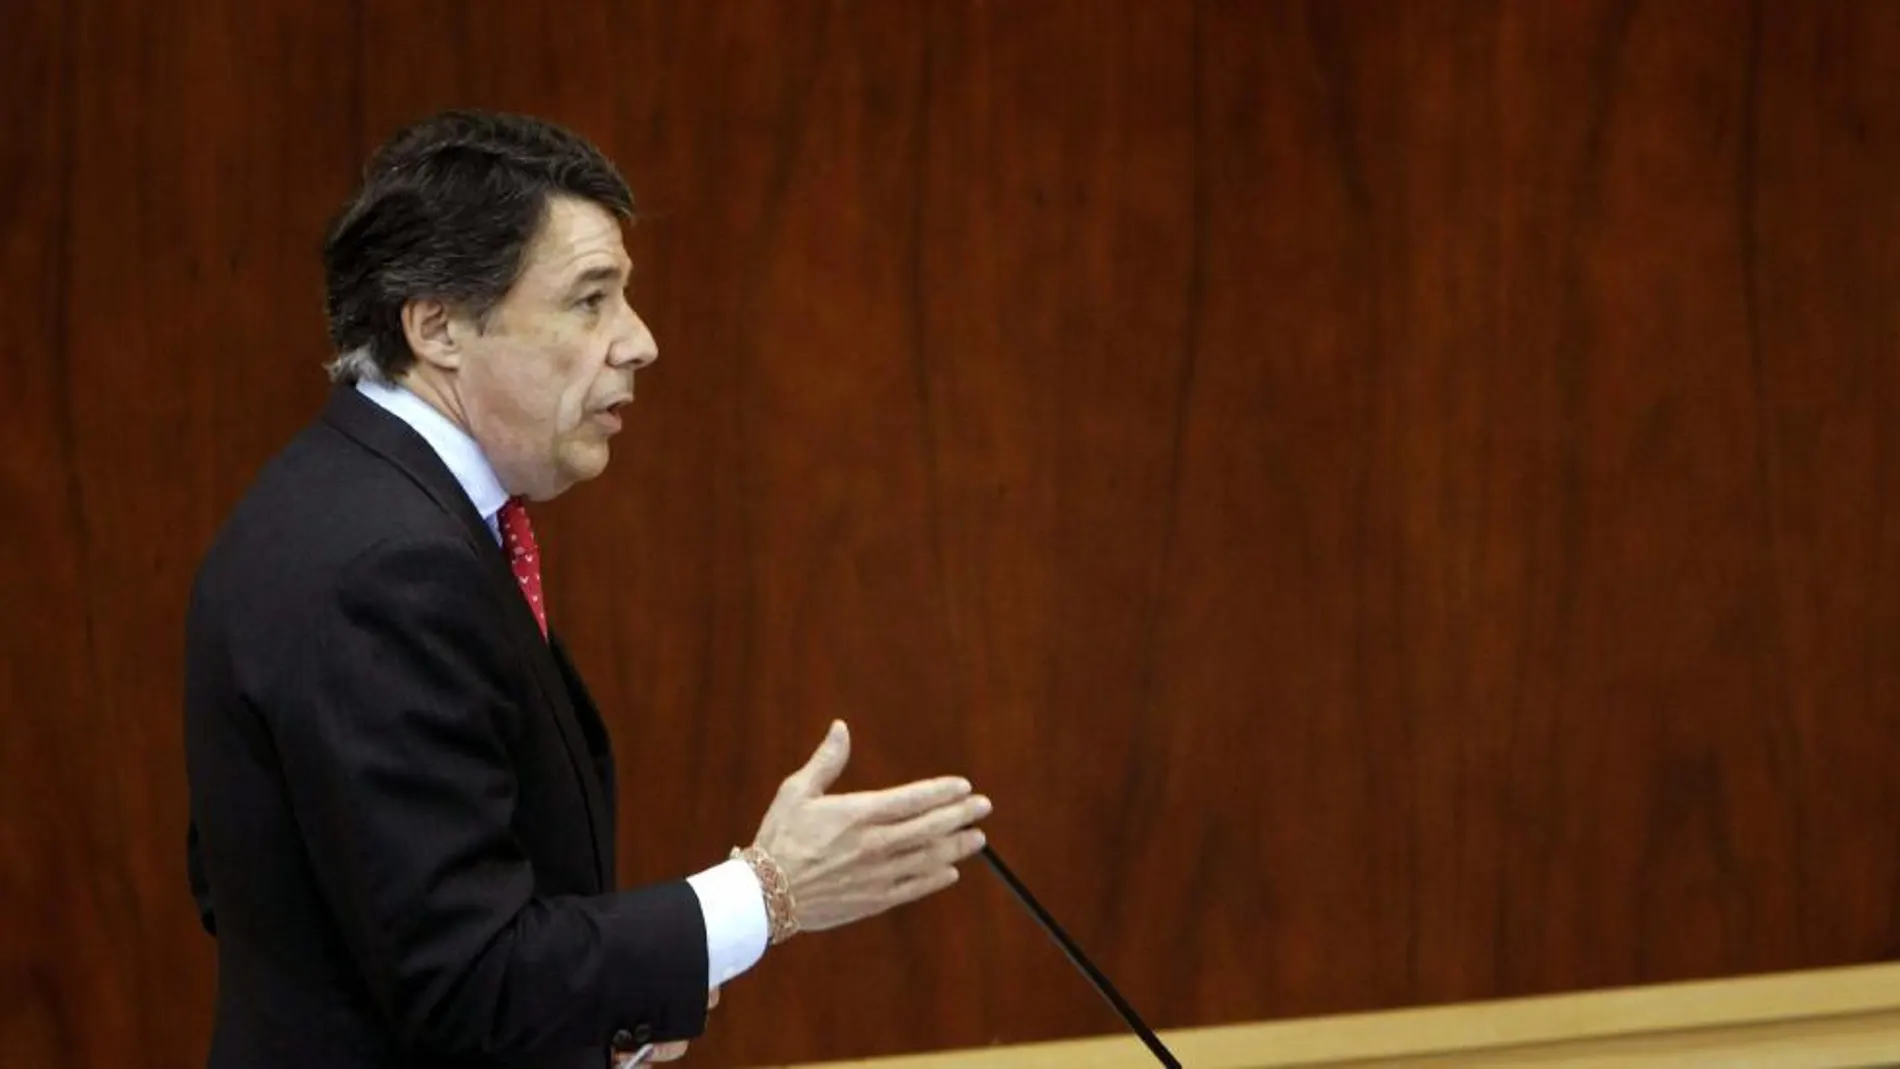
[393,369,474,438]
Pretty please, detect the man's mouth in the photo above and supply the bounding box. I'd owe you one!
[593,398,630,430]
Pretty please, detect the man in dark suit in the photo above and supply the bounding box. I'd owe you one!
[183,110,993,1069]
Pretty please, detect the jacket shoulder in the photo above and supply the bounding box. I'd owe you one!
[185,413,492,692]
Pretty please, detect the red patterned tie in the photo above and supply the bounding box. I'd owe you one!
[497,497,548,638]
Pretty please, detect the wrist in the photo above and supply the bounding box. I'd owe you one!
[731,844,800,946]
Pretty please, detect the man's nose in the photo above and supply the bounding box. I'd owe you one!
[610,307,658,369]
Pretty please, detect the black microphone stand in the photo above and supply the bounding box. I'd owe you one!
[979,845,1183,1068]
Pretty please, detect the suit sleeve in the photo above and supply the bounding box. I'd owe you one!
[263,533,710,1060]
[187,818,216,936]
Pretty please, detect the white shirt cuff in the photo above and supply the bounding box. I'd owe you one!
[686,858,769,987]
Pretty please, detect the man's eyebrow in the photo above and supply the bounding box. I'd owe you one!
[567,264,625,291]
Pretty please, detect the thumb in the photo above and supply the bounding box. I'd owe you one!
[793,719,850,797]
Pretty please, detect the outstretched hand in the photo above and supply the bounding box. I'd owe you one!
[749,720,992,933]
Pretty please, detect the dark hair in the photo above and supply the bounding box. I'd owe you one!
[320,109,634,382]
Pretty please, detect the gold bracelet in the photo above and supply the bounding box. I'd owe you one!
[731,845,800,946]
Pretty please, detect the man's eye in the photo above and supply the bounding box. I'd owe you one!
[579,292,607,312]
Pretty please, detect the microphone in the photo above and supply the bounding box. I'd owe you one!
[978,845,1183,1068]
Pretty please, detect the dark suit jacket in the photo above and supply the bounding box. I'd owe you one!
[184,386,710,1069]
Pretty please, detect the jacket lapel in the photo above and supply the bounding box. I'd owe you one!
[551,634,615,877]
[320,386,616,892]
[550,635,618,862]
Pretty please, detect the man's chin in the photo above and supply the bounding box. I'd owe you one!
[558,444,612,487]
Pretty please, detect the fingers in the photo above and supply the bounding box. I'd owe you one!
[854,827,985,922]
[614,1046,679,1068]
[889,826,988,877]
[626,990,715,1066]
[855,775,975,822]
[783,720,851,799]
[875,793,991,854]
[885,863,963,909]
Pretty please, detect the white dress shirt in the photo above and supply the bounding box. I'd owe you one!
[355,379,768,989]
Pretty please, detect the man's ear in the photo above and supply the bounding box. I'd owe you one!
[401,298,464,371]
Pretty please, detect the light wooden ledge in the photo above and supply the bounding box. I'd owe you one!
[763,961,1900,1068]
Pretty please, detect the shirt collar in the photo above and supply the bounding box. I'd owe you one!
[353,378,510,539]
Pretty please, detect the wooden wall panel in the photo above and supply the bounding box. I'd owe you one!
[3,2,1900,1067]
[0,1,105,1063]
[8,1,369,1066]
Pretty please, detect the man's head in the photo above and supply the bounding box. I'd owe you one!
[322,109,656,501]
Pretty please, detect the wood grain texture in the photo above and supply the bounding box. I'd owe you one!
[773,961,1900,1069]
[3,2,1899,1066]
